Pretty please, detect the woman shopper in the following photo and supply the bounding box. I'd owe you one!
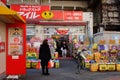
[39,39,51,75]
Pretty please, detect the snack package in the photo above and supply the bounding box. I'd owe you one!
[98,45,105,51]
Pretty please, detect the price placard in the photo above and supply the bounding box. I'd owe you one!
[119,40,120,44]
[99,40,105,45]
[109,40,116,44]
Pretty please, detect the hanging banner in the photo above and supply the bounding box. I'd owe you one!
[64,11,83,21]
[10,4,50,23]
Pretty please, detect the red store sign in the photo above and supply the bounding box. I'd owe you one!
[10,4,50,23]
[64,11,83,21]
[10,4,83,23]
[51,10,63,20]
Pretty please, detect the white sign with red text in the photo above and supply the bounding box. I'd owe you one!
[64,11,83,21]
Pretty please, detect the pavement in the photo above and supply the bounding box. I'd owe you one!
[2,58,120,80]
[25,58,120,80]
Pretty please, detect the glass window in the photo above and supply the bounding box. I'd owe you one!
[26,27,35,41]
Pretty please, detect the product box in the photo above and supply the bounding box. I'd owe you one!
[107,64,115,71]
[116,64,120,71]
[26,60,31,68]
[99,64,107,71]
[85,62,90,68]
[54,60,60,68]
[90,63,98,72]
[31,60,38,68]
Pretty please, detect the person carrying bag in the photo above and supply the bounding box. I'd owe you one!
[39,39,51,75]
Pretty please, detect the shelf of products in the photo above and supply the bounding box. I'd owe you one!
[89,31,120,71]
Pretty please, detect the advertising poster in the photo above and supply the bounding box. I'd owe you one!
[0,42,5,53]
[8,28,23,56]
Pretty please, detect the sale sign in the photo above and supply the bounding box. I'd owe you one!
[64,11,83,21]
[10,4,50,23]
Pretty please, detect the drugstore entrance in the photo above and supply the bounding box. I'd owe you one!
[42,26,86,57]
[52,35,69,57]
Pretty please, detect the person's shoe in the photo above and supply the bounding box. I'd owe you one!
[45,73,50,75]
[42,73,46,75]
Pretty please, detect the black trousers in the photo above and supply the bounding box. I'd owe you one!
[41,60,49,74]
[74,58,83,73]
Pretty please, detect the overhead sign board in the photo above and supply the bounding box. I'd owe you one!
[10,4,50,23]
[11,4,83,23]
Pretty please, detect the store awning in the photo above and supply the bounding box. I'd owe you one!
[0,6,25,24]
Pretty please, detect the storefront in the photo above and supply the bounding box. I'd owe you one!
[10,4,93,41]
[10,4,93,64]
[0,5,26,79]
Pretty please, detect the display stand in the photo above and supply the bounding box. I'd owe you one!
[88,32,120,72]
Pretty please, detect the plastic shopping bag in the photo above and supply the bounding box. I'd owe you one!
[80,52,87,60]
[36,61,41,70]
[48,60,54,68]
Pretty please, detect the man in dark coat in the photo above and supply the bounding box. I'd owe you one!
[39,39,51,75]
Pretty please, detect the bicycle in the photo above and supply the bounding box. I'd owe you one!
[75,49,87,74]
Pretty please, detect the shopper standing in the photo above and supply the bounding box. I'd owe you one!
[39,39,51,75]
[60,41,68,57]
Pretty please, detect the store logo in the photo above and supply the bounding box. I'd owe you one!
[41,11,54,20]
[56,28,69,35]
[18,12,40,19]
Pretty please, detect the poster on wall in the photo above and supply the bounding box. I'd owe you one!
[0,42,5,53]
[8,28,23,56]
